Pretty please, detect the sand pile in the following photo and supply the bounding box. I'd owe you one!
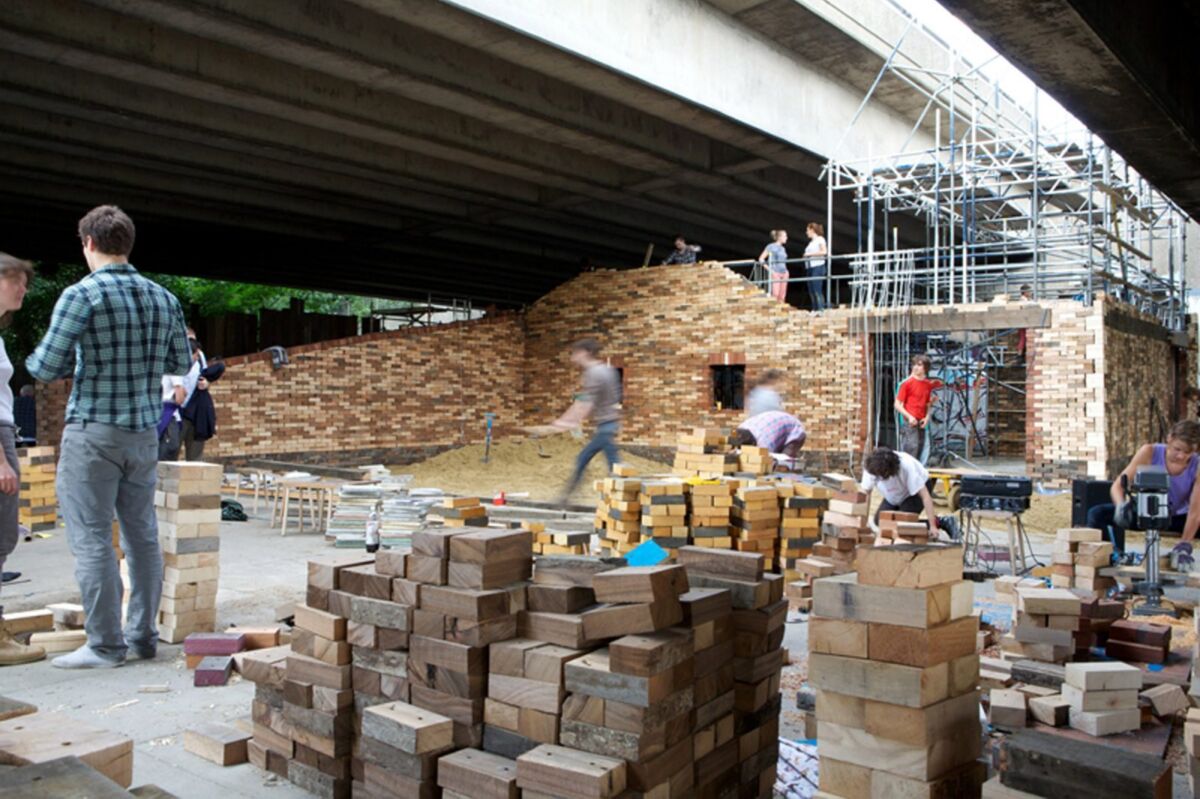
[393,435,667,502]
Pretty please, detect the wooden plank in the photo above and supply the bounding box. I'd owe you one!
[437,748,519,799]
[361,701,453,754]
[592,566,688,604]
[183,722,251,766]
[854,545,963,589]
[563,649,683,708]
[1064,662,1142,692]
[1,610,53,636]
[868,616,978,668]
[516,744,626,799]
[816,719,981,781]
[0,713,133,787]
[989,689,1027,728]
[677,546,763,580]
[848,305,1050,334]
[1001,729,1169,797]
[808,652,977,708]
[812,573,973,629]
[580,600,682,640]
[608,629,693,677]
[293,605,346,642]
[449,530,532,565]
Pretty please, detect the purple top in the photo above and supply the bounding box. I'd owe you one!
[1151,443,1198,516]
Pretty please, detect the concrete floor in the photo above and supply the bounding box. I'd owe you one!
[2,502,1190,797]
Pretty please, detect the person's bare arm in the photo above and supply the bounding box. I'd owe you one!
[919,486,939,532]
[1111,444,1155,504]
[781,436,805,459]
[757,247,770,264]
[894,398,917,425]
[173,385,186,405]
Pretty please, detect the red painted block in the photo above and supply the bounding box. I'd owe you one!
[184,632,246,656]
[194,655,234,687]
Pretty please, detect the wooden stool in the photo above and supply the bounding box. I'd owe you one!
[962,508,1033,576]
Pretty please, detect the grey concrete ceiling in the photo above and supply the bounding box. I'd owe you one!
[0,0,880,305]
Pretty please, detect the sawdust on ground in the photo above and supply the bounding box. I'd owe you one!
[392,435,667,502]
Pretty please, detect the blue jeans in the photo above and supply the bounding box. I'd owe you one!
[58,422,162,660]
[808,265,827,310]
[564,421,620,498]
[1086,502,1186,555]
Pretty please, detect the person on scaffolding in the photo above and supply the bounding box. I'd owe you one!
[860,446,959,540]
[662,234,701,266]
[1086,419,1200,568]
[527,338,622,508]
[804,222,828,311]
[756,229,789,302]
[894,354,942,463]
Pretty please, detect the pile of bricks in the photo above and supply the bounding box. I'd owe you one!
[737,445,772,475]
[640,479,689,557]
[241,529,784,799]
[17,446,56,534]
[732,485,780,571]
[156,462,223,644]
[778,481,829,582]
[808,544,984,797]
[672,427,737,479]
[525,521,589,557]
[811,474,872,574]
[1051,527,1116,596]
[595,476,641,556]
[437,497,488,527]
[1001,587,1084,664]
[688,480,735,551]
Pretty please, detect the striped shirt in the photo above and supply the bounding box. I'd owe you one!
[27,263,192,431]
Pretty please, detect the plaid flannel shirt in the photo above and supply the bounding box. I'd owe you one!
[738,410,805,453]
[27,263,192,431]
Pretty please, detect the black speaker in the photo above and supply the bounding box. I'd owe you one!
[1072,478,1112,526]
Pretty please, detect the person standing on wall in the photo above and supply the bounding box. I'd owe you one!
[662,235,701,266]
[756,229,789,303]
[895,354,942,462]
[530,339,622,507]
[27,205,192,669]
[746,369,785,417]
[804,222,828,311]
[0,254,44,666]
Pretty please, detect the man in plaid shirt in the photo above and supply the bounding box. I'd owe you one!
[732,410,807,464]
[27,205,191,669]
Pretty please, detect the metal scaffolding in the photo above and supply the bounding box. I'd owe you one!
[821,1,1190,330]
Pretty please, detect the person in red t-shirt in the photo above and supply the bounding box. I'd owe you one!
[895,355,942,460]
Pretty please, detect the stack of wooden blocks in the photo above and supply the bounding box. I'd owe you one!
[1105,619,1171,664]
[672,428,737,479]
[778,482,829,582]
[679,546,784,798]
[1051,527,1115,595]
[992,575,1044,606]
[156,461,223,644]
[525,521,589,557]
[812,474,871,574]
[878,510,929,545]
[737,445,772,475]
[688,480,734,551]
[1063,661,1142,736]
[438,497,488,527]
[785,558,834,613]
[486,636,585,752]
[595,476,641,556]
[809,544,985,797]
[359,699,453,796]
[1002,587,1084,663]
[17,446,56,533]
[732,485,780,571]
[639,479,689,556]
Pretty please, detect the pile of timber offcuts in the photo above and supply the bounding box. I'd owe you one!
[787,533,1200,799]
[240,530,785,798]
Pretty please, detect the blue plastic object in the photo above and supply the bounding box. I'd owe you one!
[626,539,669,566]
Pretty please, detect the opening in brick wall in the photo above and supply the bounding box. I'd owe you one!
[710,365,745,411]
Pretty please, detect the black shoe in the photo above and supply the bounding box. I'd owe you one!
[938,516,961,542]
[0,572,18,583]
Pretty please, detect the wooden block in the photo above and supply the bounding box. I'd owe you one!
[420,585,512,622]
[437,747,519,799]
[283,679,314,708]
[488,675,564,716]
[233,645,290,687]
[292,629,350,666]
[1068,706,1142,736]
[1,756,134,799]
[47,602,86,629]
[532,556,627,588]
[0,696,36,723]
[183,722,251,766]
[291,604,346,642]
[0,712,134,787]
[1062,683,1137,711]
[1140,683,1189,717]
[183,632,246,656]
[1028,693,1070,727]
[194,656,233,687]
[349,595,411,631]
[1017,589,1081,616]
[27,629,87,653]
[516,743,627,799]
[813,573,973,629]
[448,559,533,590]
[361,700,453,754]
[519,611,590,649]
[407,554,448,585]
[1108,619,1171,647]
[868,616,978,667]
[989,689,1027,728]
[490,638,545,678]
[580,600,682,640]
[564,649,681,708]
[1057,528,1103,542]
[1,609,53,635]
[450,529,532,565]
[808,652,976,708]
[816,719,980,782]
[525,645,587,685]
[527,584,594,614]
[1106,639,1167,664]
[683,572,770,610]
[592,565,688,604]
[676,546,763,580]
[809,618,868,659]
[609,629,693,677]
[225,626,280,650]
[287,653,352,690]
[1064,662,1142,692]
[853,545,963,589]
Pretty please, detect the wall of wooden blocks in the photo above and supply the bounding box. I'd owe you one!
[157,462,224,644]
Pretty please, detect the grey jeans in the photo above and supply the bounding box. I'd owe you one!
[0,424,18,617]
[58,422,162,659]
[899,424,924,460]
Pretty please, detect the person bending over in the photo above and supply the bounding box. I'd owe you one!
[860,447,958,539]
[732,411,806,468]
[1087,419,1200,565]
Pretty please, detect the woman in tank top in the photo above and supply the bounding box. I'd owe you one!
[1086,419,1200,565]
